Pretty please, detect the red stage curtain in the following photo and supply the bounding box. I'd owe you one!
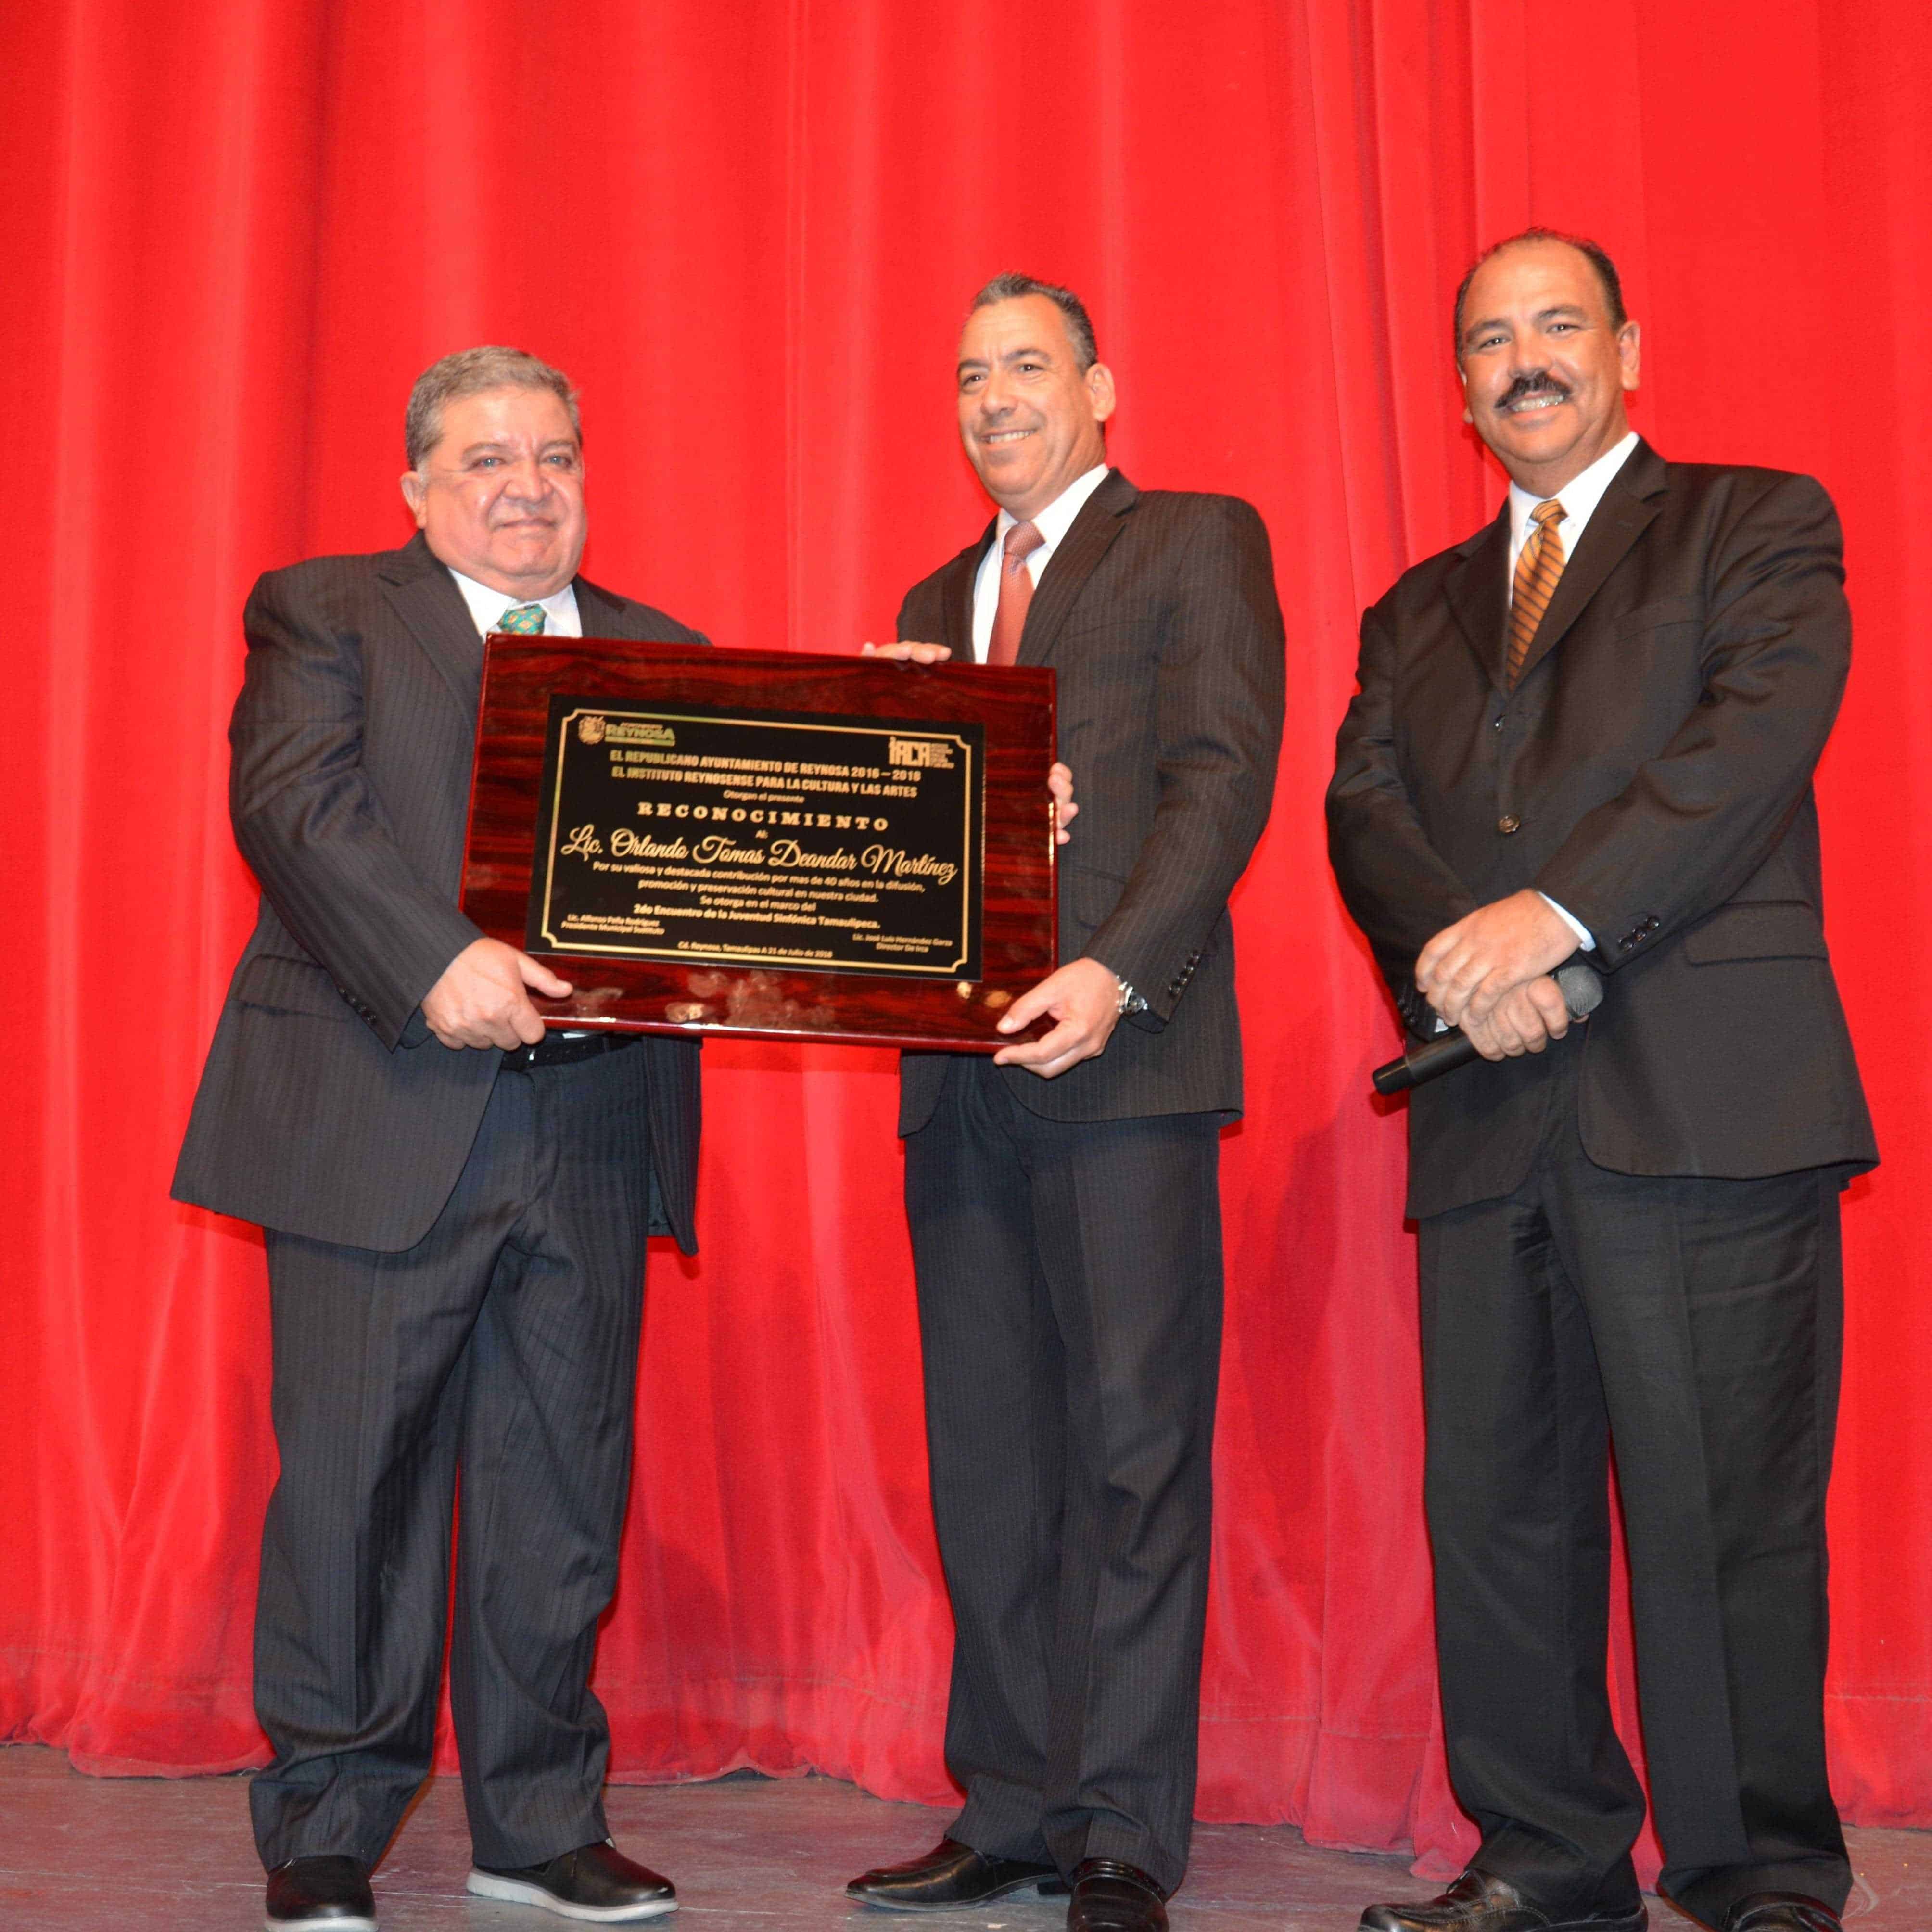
[3,0,1927,1876]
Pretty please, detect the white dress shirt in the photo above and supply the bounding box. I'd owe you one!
[1506,430,1640,953]
[1506,429,1640,575]
[447,567,583,639]
[967,464,1112,662]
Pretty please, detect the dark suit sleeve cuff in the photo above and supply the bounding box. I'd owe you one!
[1090,944,1195,1030]
[1534,876,1660,973]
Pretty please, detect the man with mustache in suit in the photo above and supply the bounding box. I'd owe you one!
[1328,231,1874,1932]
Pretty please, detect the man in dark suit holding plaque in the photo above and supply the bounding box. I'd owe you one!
[1327,232,1875,1932]
[174,347,699,1929]
[846,276,1284,1932]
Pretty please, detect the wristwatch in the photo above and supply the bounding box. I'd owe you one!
[1114,976,1148,1018]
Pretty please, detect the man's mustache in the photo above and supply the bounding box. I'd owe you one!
[1499,372,1571,407]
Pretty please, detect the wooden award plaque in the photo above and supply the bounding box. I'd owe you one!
[459,637,1058,1049]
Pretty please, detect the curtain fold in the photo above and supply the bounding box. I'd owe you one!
[3,0,1926,1869]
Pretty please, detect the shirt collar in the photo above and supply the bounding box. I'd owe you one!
[1507,430,1640,557]
[445,566,581,637]
[995,464,1111,554]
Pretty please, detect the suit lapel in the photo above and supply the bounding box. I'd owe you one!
[1444,510,1511,694]
[943,531,991,658]
[377,534,485,720]
[573,577,630,638]
[1515,439,1667,685]
[1018,470,1138,666]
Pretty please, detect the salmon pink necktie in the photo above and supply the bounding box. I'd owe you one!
[988,521,1044,666]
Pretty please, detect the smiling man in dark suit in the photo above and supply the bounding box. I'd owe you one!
[175,347,698,1930]
[845,275,1284,1932]
[1327,231,1875,1932]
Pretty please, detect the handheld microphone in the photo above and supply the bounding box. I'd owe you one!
[1372,957,1604,1096]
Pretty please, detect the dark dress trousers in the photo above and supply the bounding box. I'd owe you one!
[1326,442,1876,1925]
[896,471,1285,1895]
[173,534,703,1871]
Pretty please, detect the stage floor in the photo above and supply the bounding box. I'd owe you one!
[0,1745,1924,1930]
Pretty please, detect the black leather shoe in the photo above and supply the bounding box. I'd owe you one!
[467,1840,676,1920]
[264,1856,376,1930]
[1069,1859,1168,1932]
[846,1837,1068,1909]
[1723,1895,1843,1932]
[1360,1868,1647,1932]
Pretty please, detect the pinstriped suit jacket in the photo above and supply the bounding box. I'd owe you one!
[896,471,1285,1133]
[173,534,705,1253]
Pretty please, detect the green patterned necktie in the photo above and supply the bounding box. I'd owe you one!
[498,603,547,635]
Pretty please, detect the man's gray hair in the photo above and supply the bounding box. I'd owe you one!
[404,346,580,471]
[969,273,1100,370]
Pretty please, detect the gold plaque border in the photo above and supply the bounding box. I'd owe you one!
[536,704,982,978]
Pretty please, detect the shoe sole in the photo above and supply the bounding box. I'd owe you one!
[466,1870,677,1921]
[266,1919,374,1931]
[1359,1913,1646,1932]
[847,1876,1070,1911]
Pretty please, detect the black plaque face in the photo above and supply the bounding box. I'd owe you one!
[527,696,985,979]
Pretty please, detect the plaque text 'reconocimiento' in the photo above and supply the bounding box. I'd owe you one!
[527,698,984,979]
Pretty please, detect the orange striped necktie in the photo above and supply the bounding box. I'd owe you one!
[1507,499,1565,689]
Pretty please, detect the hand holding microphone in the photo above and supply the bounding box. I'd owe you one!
[1373,956,1603,1095]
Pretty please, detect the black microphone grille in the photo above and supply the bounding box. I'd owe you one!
[1555,957,1605,1019]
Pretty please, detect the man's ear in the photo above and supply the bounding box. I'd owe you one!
[1618,320,1642,393]
[400,471,428,527]
[1086,360,1118,426]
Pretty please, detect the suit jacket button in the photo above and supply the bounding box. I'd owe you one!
[1497,813,1521,835]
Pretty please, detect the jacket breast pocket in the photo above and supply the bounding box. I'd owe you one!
[1055,609,1154,645]
[1680,900,1829,964]
[1613,595,1704,638]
